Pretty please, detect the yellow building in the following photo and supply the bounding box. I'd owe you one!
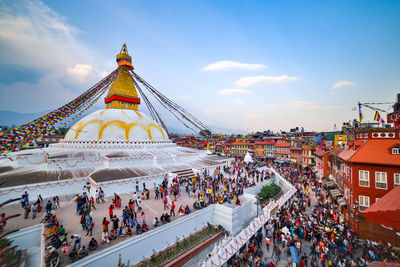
[334,134,347,146]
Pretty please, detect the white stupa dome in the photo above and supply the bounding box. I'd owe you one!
[244,152,253,163]
[65,109,169,142]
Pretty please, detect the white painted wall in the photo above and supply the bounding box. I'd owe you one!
[8,224,42,267]
[69,206,215,267]
[0,178,88,204]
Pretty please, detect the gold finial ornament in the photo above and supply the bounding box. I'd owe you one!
[105,44,140,110]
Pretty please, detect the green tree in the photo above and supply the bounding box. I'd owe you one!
[258,184,281,200]
[199,129,211,137]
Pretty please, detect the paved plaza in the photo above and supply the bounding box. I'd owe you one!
[2,170,263,265]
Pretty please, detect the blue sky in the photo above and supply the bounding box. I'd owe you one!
[0,0,399,132]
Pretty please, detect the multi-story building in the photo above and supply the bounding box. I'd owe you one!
[302,145,314,166]
[289,142,303,165]
[231,142,251,157]
[334,134,347,146]
[275,140,290,162]
[254,142,266,158]
[337,130,400,243]
[328,147,345,190]
[313,149,329,179]
[339,131,400,212]
[264,141,276,161]
[253,141,276,161]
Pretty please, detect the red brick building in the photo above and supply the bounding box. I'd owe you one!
[339,131,400,212]
[338,131,400,244]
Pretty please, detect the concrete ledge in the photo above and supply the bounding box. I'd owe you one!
[165,231,224,267]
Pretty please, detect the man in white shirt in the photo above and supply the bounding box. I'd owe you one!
[70,234,82,251]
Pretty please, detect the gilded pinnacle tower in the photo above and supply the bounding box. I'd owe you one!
[105,44,141,111]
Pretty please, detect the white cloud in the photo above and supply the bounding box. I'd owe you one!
[234,99,244,105]
[268,101,346,111]
[235,75,297,87]
[332,81,356,89]
[67,64,93,81]
[0,0,111,112]
[218,89,252,95]
[201,60,267,71]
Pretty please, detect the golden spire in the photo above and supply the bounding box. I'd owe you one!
[105,44,140,111]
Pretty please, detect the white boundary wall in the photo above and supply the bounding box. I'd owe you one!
[8,224,42,267]
[0,178,88,204]
[205,168,297,267]
[69,205,214,267]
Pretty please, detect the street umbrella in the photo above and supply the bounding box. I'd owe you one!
[282,226,290,235]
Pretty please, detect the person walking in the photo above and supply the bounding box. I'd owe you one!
[32,201,38,219]
[24,202,31,219]
[109,205,114,219]
[170,201,175,217]
[86,218,94,236]
[45,200,52,214]
[265,236,271,251]
[163,196,168,210]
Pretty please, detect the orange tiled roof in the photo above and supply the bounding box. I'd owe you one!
[347,139,400,166]
[276,143,290,147]
[338,149,357,161]
[254,141,276,145]
[328,147,344,156]
[362,185,400,229]
[231,142,251,146]
[314,150,328,157]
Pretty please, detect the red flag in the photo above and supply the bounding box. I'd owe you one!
[394,118,400,130]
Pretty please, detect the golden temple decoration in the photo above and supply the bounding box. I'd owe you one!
[105,44,140,111]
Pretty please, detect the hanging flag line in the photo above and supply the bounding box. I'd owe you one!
[131,72,196,132]
[131,71,212,133]
[131,76,169,134]
[131,71,208,129]
[0,69,120,154]
[362,103,390,114]
[373,111,385,123]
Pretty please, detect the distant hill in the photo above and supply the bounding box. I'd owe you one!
[0,110,51,127]
[0,109,248,135]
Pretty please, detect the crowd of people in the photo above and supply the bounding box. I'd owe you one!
[12,158,400,267]
[228,162,400,267]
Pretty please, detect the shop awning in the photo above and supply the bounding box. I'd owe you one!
[274,159,289,163]
[324,180,336,188]
[337,198,346,207]
[329,189,342,197]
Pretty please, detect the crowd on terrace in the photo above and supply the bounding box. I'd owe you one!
[227,162,400,267]
[10,159,400,266]
[15,159,271,266]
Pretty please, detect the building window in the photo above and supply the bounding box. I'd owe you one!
[359,170,369,187]
[375,172,387,190]
[392,148,400,154]
[395,173,400,186]
[359,195,370,211]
